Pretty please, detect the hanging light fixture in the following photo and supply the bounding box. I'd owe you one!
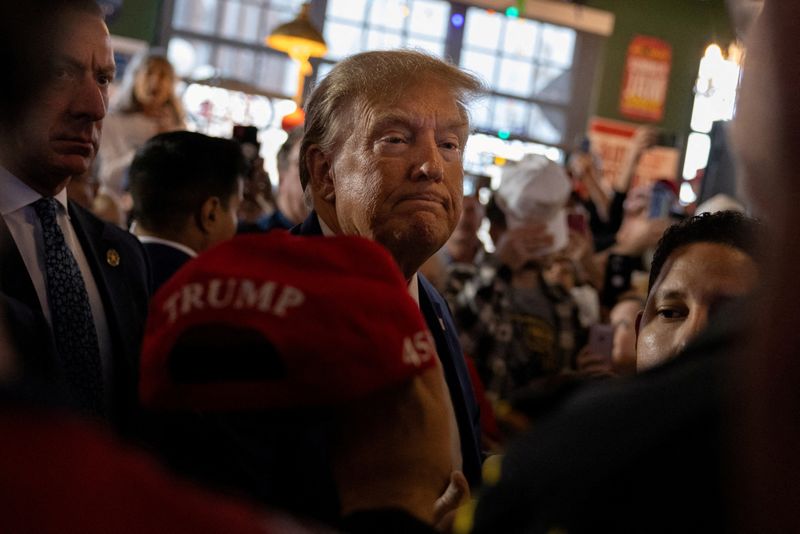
[266,2,327,110]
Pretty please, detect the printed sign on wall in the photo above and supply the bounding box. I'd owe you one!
[619,35,672,122]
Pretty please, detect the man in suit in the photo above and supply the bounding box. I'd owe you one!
[129,131,246,291]
[294,49,485,491]
[0,0,151,431]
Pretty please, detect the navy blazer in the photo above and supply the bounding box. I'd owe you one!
[0,201,152,433]
[293,211,483,485]
[142,242,192,293]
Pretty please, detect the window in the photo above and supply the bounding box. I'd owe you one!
[322,0,449,61]
[460,7,576,146]
[158,0,607,179]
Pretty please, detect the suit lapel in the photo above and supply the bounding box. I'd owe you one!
[0,214,40,312]
[292,211,323,236]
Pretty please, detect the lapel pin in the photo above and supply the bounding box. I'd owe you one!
[106,248,120,267]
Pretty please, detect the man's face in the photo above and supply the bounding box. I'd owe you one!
[209,178,244,249]
[323,81,468,276]
[3,11,114,195]
[636,242,758,371]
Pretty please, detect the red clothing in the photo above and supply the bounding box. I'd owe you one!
[0,405,315,534]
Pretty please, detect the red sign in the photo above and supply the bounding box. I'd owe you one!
[620,35,672,122]
[588,117,679,191]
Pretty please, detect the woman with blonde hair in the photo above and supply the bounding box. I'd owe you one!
[97,50,186,209]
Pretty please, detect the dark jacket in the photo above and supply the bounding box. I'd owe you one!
[0,201,152,433]
[142,241,192,293]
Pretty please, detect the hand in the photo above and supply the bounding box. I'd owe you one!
[613,215,671,256]
[495,223,554,271]
[331,361,455,526]
[617,126,658,192]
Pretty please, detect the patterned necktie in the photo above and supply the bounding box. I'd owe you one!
[33,197,104,415]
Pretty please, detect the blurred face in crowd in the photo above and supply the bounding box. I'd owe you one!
[636,242,758,371]
[278,138,308,225]
[451,195,484,244]
[134,58,175,113]
[318,79,469,278]
[610,298,641,375]
[0,10,114,195]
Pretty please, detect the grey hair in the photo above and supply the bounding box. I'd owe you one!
[299,49,485,190]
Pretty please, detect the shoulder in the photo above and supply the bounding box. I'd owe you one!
[68,202,151,285]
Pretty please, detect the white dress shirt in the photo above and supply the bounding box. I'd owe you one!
[0,166,114,392]
[136,235,198,258]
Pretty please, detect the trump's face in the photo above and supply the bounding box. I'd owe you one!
[316,80,469,279]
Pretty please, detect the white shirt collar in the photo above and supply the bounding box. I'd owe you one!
[317,213,420,306]
[136,235,198,258]
[0,166,70,216]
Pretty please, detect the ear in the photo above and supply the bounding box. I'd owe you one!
[306,145,336,203]
[197,196,221,234]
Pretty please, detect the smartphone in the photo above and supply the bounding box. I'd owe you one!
[648,181,675,219]
[588,323,614,361]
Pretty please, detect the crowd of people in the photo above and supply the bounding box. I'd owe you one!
[0,0,797,532]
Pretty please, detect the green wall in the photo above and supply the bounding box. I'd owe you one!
[106,0,162,43]
[584,0,735,146]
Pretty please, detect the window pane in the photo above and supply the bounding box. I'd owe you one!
[503,18,540,59]
[220,1,261,42]
[460,50,496,87]
[405,36,444,57]
[366,29,403,51]
[540,24,575,68]
[467,99,492,131]
[217,46,257,82]
[255,53,298,96]
[533,65,567,96]
[324,22,364,60]
[492,97,529,136]
[463,8,502,51]
[327,0,368,23]
[408,0,449,39]
[497,57,533,97]
[173,0,218,34]
[527,103,564,144]
[369,0,406,31]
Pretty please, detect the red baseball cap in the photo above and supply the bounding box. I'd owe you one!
[140,232,437,411]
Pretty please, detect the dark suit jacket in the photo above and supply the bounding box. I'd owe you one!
[0,201,152,433]
[142,241,192,293]
[293,211,483,486]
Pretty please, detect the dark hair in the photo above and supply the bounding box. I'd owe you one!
[276,127,304,173]
[129,131,247,232]
[300,49,485,190]
[648,210,763,292]
[485,193,507,230]
[0,1,104,125]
